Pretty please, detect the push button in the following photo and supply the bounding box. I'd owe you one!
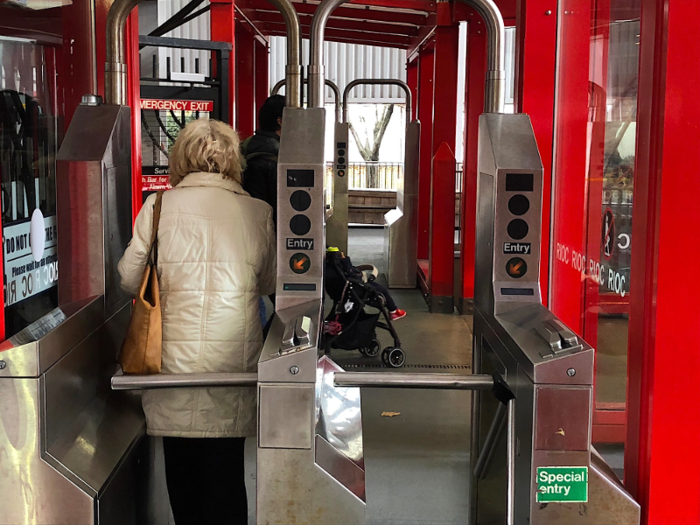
[290,215,311,235]
[290,191,311,212]
[506,257,527,279]
[289,253,311,274]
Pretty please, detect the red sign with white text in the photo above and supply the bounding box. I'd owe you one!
[142,176,171,192]
[140,99,214,112]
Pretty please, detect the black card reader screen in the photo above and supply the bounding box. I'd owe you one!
[506,173,534,192]
[287,169,315,188]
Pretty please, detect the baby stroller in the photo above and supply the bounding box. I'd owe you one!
[323,250,406,368]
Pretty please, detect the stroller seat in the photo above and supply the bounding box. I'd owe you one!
[323,250,406,368]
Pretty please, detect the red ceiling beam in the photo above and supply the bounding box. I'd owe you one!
[265,24,412,47]
[346,0,436,12]
[245,0,430,26]
[258,12,419,37]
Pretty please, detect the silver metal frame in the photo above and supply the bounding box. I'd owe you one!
[309,0,505,113]
[341,78,412,123]
[271,78,342,122]
[106,0,302,107]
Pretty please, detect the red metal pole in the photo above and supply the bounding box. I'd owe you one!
[547,0,591,334]
[126,10,143,220]
[514,0,557,305]
[94,0,112,100]
[255,39,270,118]
[428,4,459,312]
[429,143,457,312]
[235,21,256,138]
[459,11,486,312]
[60,0,98,126]
[626,1,700,523]
[416,44,435,261]
[211,0,236,125]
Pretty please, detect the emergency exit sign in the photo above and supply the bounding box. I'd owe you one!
[536,467,588,503]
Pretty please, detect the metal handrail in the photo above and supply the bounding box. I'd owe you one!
[334,372,494,390]
[105,0,302,107]
[341,79,412,124]
[271,78,342,122]
[309,0,505,113]
[111,370,258,390]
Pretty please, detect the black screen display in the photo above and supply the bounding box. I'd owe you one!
[287,169,315,188]
[506,173,534,192]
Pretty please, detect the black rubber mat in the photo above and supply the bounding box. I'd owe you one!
[342,363,471,370]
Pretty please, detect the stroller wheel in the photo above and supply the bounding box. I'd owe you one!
[383,347,406,368]
[362,339,381,357]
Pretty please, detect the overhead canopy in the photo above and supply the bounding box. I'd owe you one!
[237,0,515,50]
[237,0,437,49]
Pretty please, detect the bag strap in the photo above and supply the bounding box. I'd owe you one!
[148,191,164,266]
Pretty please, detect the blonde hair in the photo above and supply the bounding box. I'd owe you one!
[169,119,243,186]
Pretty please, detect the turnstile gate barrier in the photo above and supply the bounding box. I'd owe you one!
[471,114,640,524]
[331,78,420,287]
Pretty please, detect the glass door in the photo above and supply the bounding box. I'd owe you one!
[551,0,641,447]
[0,38,59,337]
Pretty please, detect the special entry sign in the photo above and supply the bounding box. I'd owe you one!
[536,467,588,503]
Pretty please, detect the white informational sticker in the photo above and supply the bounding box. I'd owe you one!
[4,215,58,307]
[30,208,46,262]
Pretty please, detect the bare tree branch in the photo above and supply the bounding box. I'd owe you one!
[347,103,395,162]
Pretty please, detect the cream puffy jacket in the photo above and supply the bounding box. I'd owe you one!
[118,172,276,438]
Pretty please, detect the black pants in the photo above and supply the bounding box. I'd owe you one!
[369,282,397,311]
[163,437,247,525]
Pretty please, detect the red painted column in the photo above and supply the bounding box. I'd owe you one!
[514,0,557,304]
[427,3,459,312]
[429,144,457,312]
[61,0,98,125]
[548,0,591,334]
[626,1,700,523]
[126,10,143,220]
[235,21,256,138]
[255,39,269,118]
[211,0,235,124]
[416,44,435,261]
[459,12,486,311]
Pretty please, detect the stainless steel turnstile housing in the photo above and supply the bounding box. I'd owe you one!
[471,113,640,524]
[0,101,150,525]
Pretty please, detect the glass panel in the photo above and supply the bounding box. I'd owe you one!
[551,0,641,445]
[586,2,640,411]
[0,38,59,336]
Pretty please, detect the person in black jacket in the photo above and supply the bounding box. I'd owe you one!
[242,95,285,224]
[243,95,284,330]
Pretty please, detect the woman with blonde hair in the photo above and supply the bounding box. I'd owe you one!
[119,119,276,524]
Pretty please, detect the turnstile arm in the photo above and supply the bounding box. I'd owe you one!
[334,372,494,390]
[111,370,258,390]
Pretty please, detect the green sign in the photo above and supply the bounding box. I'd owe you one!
[536,467,588,503]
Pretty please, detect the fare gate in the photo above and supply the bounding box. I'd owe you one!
[470,114,640,524]
[335,79,420,287]
[35,0,639,525]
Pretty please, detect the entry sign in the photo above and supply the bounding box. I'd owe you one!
[536,467,588,503]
